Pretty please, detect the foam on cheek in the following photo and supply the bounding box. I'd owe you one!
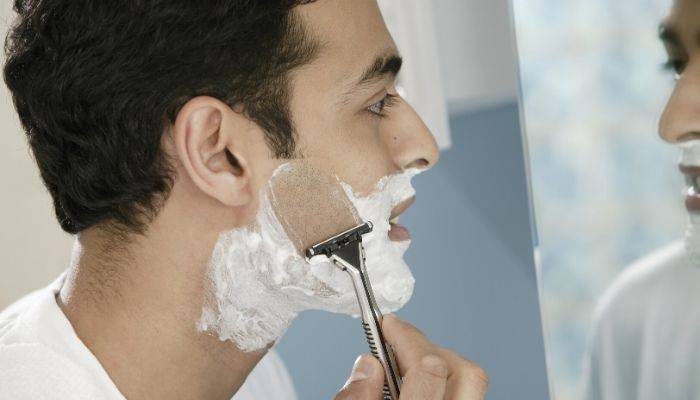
[316,168,421,305]
[198,166,423,352]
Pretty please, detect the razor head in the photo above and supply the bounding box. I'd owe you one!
[305,221,373,260]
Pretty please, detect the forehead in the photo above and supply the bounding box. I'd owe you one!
[667,0,700,34]
[294,0,397,86]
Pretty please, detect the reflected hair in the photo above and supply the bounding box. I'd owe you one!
[3,0,319,234]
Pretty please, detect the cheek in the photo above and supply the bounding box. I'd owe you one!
[324,121,396,196]
[291,103,394,195]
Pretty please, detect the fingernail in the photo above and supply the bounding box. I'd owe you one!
[421,354,449,378]
[348,355,375,383]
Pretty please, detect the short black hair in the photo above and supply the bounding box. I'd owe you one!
[4,0,318,234]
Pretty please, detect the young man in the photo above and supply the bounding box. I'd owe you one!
[583,1,700,399]
[0,0,488,399]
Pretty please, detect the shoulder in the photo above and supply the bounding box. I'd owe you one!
[0,287,49,343]
[235,349,298,400]
[0,342,104,399]
[592,241,687,334]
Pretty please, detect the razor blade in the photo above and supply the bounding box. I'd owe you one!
[305,221,373,260]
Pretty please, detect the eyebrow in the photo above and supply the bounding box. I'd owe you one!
[358,54,403,86]
[658,22,682,47]
[339,52,403,104]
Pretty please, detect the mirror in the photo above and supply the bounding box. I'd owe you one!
[513,0,687,398]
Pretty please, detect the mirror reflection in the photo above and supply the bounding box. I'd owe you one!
[514,0,700,399]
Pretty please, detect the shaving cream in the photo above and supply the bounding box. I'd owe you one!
[198,166,422,352]
[681,141,700,265]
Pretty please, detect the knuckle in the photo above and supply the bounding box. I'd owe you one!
[461,363,490,391]
[334,394,357,400]
[419,354,449,378]
[334,389,356,400]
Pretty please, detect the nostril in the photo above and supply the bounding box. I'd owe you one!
[405,158,429,170]
[678,132,700,143]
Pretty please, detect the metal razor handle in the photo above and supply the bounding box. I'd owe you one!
[331,244,402,400]
[361,320,402,400]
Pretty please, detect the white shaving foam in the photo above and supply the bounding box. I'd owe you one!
[681,141,700,266]
[680,141,700,166]
[197,166,422,352]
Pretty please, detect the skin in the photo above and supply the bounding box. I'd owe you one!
[659,0,700,144]
[58,0,487,399]
[337,315,489,400]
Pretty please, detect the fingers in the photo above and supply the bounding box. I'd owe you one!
[382,314,437,376]
[436,347,489,399]
[335,354,385,400]
[382,315,489,400]
[399,354,448,400]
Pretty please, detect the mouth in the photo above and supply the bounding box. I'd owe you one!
[680,164,700,212]
[388,196,416,242]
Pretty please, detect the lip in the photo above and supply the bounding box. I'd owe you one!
[680,164,700,212]
[390,196,416,221]
[388,196,415,242]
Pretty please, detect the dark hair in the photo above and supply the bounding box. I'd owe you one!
[4,0,318,234]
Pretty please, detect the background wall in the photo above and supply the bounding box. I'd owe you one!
[0,2,75,306]
[433,0,520,113]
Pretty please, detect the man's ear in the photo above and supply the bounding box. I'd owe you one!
[172,96,252,207]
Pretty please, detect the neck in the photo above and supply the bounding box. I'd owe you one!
[58,224,266,400]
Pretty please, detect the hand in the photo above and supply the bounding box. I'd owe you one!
[334,315,489,399]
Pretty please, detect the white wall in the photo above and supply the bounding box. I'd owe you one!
[0,2,74,308]
[433,0,519,113]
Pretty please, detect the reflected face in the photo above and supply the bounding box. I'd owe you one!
[282,0,439,231]
[659,0,700,211]
[659,0,700,263]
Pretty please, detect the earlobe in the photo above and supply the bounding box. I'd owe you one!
[173,97,253,207]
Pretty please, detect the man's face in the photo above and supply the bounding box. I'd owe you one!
[194,0,441,351]
[284,0,439,205]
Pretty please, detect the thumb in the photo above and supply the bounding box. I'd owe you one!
[335,354,385,400]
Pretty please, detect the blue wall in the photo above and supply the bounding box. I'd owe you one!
[276,101,550,399]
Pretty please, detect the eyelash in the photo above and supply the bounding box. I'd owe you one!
[367,93,399,118]
[662,58,686,78]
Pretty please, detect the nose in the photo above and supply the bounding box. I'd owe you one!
[385,97,440,171]
[659,62,700,144]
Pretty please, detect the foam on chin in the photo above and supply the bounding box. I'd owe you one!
[685,213,700,266]
[197,166,421,352]
[680,141,700,266]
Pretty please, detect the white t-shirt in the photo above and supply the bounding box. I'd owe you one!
[0,274,298,400]
[582,240,700,400]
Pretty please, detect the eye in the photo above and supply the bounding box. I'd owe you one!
[367,93,399,118]
[662,58,687,79]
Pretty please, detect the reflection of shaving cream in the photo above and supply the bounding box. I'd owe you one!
[197,166,422,352]
[681,142,700,265]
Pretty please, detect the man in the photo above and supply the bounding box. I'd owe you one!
[0,0,489,399]
[583,1,700,399]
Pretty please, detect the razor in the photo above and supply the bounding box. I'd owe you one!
[307,221,402,400]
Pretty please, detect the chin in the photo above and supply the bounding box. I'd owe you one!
[684,212,700,266]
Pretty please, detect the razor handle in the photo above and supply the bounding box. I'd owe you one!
[330,242,402,400]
